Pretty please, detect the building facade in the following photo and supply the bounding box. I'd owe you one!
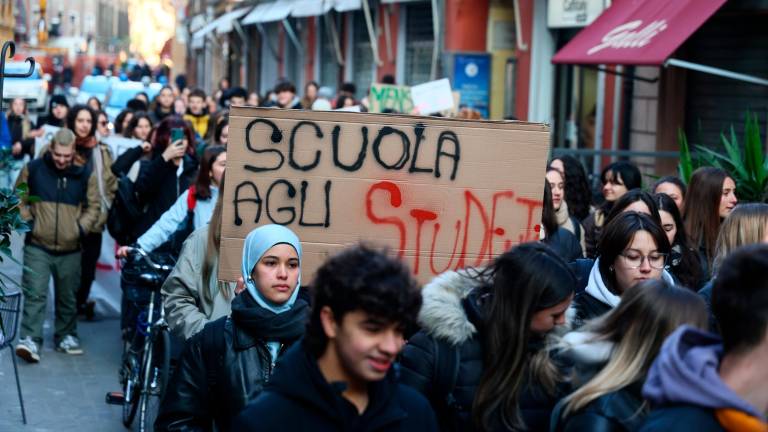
[184,0,768,176]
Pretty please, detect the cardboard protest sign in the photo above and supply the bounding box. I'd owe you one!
[411,78,455,114]
[368,84,414,114]
[220,107,550,284]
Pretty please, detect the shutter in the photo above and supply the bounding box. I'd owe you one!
[684,12,768,149]
[404,3,434,86]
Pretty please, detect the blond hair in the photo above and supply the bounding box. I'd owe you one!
[561,280,707,417]
[712,203,768,276]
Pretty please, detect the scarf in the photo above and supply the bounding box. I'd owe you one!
[556,201,575,233]
[585,258,677,308]
[230,291,308,360]
[75,135,97,150]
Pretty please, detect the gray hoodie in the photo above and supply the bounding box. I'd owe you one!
[642,325,765,420]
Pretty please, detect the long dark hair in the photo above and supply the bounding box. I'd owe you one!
[114,109,133,135]
[653,176,686,201]
[473,243,576,431]
[149,115,196,157]
[123,111,153,139]
[598,212,671,295]
[605,189,661,227]
[599,161,642,214]
[195,145,226,200]
[556,155,592,221]
[66,104,97,138]
[542,181,559,238]
[655,193,702,289]
[684,167,730,267]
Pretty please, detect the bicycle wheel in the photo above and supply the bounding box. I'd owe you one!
[121,352,140,428]
[138,329,171,432]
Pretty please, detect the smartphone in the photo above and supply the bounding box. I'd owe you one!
[170,127,184,144]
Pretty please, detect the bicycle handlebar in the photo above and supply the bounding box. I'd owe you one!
[124,247,174,273]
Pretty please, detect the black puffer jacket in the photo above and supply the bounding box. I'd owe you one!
[155,290,309,432]
[232,341,439,432]
[112,147,198,242]
[550,382,646,432]
[400,270,571,431]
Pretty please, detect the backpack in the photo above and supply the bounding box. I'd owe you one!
[107,172,144,245]
[432,338,466,432]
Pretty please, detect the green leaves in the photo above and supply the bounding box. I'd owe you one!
[678,111,768,203]
[0,183,30,309]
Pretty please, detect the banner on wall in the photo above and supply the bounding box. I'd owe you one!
[219,107,551,285]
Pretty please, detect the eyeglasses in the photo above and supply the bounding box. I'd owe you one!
[619,252,668,269]
[99,121,108,126]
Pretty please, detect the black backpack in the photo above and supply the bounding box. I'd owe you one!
[107,173,144,245]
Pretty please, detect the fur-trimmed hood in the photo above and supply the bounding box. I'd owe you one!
[417,269,485,346]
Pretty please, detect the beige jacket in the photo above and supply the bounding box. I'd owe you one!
[161,225,236,340]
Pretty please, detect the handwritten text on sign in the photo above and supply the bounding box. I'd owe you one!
[220,108,550,284]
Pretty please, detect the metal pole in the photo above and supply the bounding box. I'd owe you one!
[0,41,36,114]
[593,66,606,175]
[666,58,768,87]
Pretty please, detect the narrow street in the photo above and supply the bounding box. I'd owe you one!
[1,233,125,432]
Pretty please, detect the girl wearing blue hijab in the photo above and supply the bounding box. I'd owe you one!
[157,224,309,432]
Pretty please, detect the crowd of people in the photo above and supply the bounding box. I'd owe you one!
[4,76,768,431]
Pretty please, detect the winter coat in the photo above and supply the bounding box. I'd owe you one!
[74,142,117,233]
[137,186,217,252]
[161,225,237,340]
[111,147,198,242]
[183,112,210,139]
[581,210,605,259]
[557,331,613,387]
[149,106,173,125]
[155,290,309,432]
[16,152,101,253]
[697,280,717,333]
[570,259,677,329]
[550,382,646,432]
[400,270,570,431]
[544,227,584,263]
[639,326,767,431]
[231,341,440,432]
[7,113,35,159]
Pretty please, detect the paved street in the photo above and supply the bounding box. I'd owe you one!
[1,231,126,432]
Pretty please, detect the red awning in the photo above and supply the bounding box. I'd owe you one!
[552,0,727,65]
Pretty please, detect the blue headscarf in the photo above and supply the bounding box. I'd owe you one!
[241,224,302,314]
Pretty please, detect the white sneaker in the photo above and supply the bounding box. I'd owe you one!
[15,336,41,363]
[56,335,84,355]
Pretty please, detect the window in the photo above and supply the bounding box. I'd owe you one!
[351,11,375,100]
[319,13,341,92]
[404,4,434,86]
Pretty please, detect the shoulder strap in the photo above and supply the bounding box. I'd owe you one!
[432,337,461,409]
[187,185,197,211]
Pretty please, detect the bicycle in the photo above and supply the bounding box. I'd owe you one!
[111,247,174,432]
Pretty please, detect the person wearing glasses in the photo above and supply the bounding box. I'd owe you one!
[570,212,675,330]
[95,110,110,140]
